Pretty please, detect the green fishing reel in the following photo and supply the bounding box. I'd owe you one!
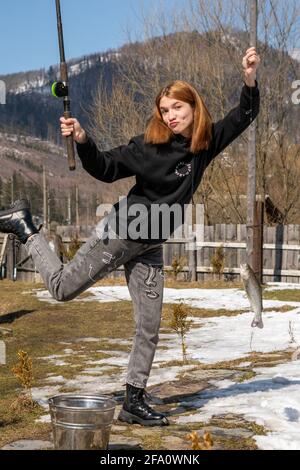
[51,81,69,98]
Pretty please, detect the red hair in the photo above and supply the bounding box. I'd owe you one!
[144,80,212,154]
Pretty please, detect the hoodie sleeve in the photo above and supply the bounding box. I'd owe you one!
[208,82,260,160]
[76,136,141,182]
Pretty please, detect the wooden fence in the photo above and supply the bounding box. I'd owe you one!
[1,223,300,283]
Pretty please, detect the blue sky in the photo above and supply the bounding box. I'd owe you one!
[1,1,299,76]
[0,0,189,75]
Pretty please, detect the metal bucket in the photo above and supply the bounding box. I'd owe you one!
[48,394,116,450]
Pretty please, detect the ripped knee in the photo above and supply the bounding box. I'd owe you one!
[143,264,164,300]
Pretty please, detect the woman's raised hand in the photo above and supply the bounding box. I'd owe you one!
[60,117,88,144]
[242,47,260,86]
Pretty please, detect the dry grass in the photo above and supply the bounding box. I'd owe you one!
[0,279,138,447]
[164,278,243,289]
[0,277,296,449]
[92,276,243,290]
[0,394,52,448]
[161,305,244,328]
[180,348,295,372]
[263,289,300,302]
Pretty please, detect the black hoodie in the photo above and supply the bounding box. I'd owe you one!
[76,82,260,243]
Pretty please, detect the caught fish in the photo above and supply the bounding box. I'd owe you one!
[240,263,263,329]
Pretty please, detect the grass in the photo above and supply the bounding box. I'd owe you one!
[164,278,242,289]
[140,430,168,450]
[157,359,201,368]
[179,348,295,372]
[0,394,52,448]
[161,304,245,327]
[263,289,300,302]
[214,436,258,450]
[0,277,298,450]
[91,275,243,290]
[235,370,256,382]
[210,416,267,435]
[1,296,134,391]
[167,419,264,450]
[0,279,139,447]
[264,305,295,313]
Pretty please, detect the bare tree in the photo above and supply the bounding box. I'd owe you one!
[87,0,300,223]
[189,0,300,223]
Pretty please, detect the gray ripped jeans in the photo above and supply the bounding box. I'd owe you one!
[25,218,164,389]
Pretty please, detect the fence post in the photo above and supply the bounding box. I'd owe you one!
[6,235,15,281]
[0,235,8,279]
[253,200,264,284]
[187,232,197,282]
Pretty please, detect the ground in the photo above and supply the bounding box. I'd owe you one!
[0,277,300,450]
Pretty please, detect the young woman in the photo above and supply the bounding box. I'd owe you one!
[0,47,260,427]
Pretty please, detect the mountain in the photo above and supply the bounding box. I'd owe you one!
[1,30,299,142]
[0,130,134,225]
[0,50,122,142]
[1,29,300,225]
[0,49,133,224]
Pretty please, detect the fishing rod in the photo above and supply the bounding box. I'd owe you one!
[52,0,76,171]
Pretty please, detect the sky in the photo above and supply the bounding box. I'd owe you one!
[0,0,189,75]
[1,1,299,76]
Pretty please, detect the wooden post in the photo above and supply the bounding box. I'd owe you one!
[10,177,14,203]
[246,0,258,269]
[253,200,264,283]
[47,187,51,228]
[0,235,8,266]
[0,235,8,280]
[43,166,48,232]
[188,233,197,281]
[68,192,71,225]
[6,235,15,281]
[75,185,79,228]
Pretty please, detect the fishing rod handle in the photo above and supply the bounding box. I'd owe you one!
[63,109,76,171]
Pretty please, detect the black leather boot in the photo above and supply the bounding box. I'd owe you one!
[0,199,39,244]
[118,383,169,426]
